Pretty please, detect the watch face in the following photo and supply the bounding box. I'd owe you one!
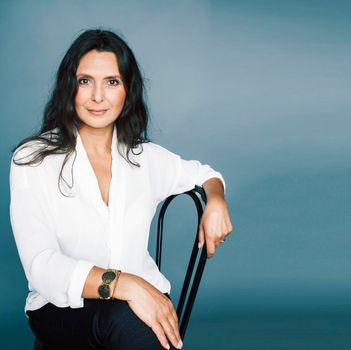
[98,284,110,299]
[102,270,116,284]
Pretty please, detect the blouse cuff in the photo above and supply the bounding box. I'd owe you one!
[67,260,95,308]
[196,171,226,195]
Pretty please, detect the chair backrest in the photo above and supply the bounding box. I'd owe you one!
[155,185,208,340]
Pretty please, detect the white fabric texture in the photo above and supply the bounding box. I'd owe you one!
[9,124,226,316]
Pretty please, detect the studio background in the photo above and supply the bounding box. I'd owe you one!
[1,1,350,349]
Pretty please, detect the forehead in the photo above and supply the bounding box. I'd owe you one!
[76,50,120,75]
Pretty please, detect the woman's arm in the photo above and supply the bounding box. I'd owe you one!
[199,177,233,258]
[146,143,232,258]
[146,142,226,202]
[82,266,183,350]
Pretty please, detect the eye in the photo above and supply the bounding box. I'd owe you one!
[78,78,90,85]
[108,79,120,86]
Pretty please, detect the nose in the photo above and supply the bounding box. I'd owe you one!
[91,82,104,103]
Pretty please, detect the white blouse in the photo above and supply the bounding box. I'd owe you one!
[9,124,226,316]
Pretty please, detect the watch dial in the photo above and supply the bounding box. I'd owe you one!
[98,284,110,299]
[102,271,116,284]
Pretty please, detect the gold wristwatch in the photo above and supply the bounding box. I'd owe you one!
[98,269,117,300]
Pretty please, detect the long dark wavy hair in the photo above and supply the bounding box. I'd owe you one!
[11,28,151,196]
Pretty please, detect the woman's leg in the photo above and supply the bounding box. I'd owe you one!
[98,297,176,350]
[27,299,104,350]
[27,293,177,350]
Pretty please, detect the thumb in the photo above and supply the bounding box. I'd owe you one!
[198,224,205,249]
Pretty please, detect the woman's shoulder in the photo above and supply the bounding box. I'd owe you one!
[139,140,179,158]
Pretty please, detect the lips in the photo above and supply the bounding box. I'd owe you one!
[88,109,108,115]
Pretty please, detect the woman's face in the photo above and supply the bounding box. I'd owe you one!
[74,50,126,129]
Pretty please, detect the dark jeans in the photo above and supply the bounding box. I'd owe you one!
[26,293,178,350]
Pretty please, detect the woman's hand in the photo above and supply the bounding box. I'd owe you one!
[117,273,183,350]
[198,196,233,258]
[199,177,233,258]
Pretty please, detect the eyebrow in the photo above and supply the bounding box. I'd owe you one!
[76,73,122,80]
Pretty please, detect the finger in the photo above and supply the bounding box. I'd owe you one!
[151,322,171,350]
[160,316,182,349]
[168,318,180,343]
[198,224,205,249]
[224,223,233,236]
[171,308,179,327]
[165,299,181,343]
[228,223,234,233]
[226,216,234,233]
[168,310,181,346]
[206,240,216,258]
[220,233,227,242]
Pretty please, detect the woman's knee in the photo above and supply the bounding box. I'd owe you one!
[98,300,165,350]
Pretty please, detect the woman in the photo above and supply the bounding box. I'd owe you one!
[9,28,233,350]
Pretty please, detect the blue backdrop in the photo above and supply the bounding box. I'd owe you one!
[1,1,350,349]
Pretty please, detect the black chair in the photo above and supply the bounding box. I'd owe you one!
[33,185,208,349]
[155,185,208,340]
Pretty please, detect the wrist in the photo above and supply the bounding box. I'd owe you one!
[207,195,224,203]
[97,269,119,300]
[206,196,226,208]
[112,272,139,301]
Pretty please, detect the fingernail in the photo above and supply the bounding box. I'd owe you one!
[198,242,202,249]
[165,343,170,350]
[178,340,183,348]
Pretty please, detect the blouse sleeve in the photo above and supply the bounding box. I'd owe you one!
[9,150,95,308]
[146,142,226,203]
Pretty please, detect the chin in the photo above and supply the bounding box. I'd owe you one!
[79,118,117,130]
[79,116,117,129]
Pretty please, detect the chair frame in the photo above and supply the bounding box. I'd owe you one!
[155,185,208,340]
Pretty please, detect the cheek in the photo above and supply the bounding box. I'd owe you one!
[110,90,126,107]
[75,89,89,106]
[75,92,82,107]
